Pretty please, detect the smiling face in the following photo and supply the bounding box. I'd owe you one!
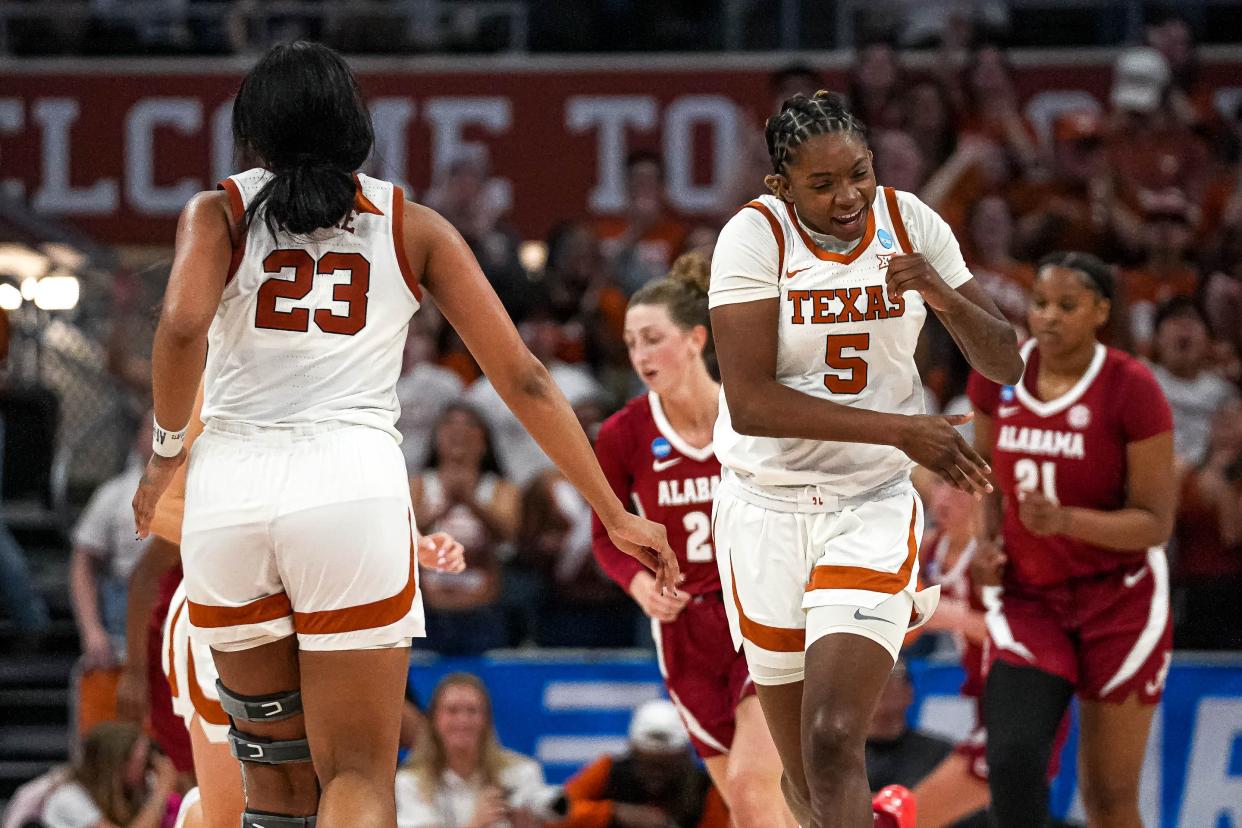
[776,131,877,241]
[624,303,706,397]
[433,683,490,760]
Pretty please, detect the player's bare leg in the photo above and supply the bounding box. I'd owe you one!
[801,632,896,828]
[911,753,989,827]
[755,682,812,826]
[210,637,319,823]
[726,695,799,828]
[187,716,245,828]
[300,647,409,827]
[1077,697,1156,828]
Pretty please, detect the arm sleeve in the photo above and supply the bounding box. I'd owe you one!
[896,190,972,289]
[557,756,616,828]
[590,416,645,592]
[965,370,1001,417]
[1119,359,1174,443]
[708,207,781,309]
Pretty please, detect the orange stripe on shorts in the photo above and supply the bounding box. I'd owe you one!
[187,592,293,630]
[805,499,919,593]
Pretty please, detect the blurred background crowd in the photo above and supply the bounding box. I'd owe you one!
[1,1,1241,826]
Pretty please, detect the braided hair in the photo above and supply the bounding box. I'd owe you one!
[765,90,867,175]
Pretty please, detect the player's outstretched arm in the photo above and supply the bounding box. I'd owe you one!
[712,298,992,495]
[134,192,232,536]
[409,202,681,594]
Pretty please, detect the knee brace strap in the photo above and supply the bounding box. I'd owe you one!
[228,727,312,765]
[217,681,303,722]
[242,810,317,828]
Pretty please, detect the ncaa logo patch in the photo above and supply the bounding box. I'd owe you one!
[1068,404,1091,430]
[1000,386,1016,402]
[877,228,894,250]
[651,437,672,459]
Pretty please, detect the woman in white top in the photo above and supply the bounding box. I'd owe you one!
[395,674,544,828]
[708,90,1021,826]
[132,40,678,828]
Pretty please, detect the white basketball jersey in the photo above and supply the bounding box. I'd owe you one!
[714,188,947,497]
[202,169,421,439]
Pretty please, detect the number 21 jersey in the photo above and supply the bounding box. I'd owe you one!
[203,168,422,437]
[967,342,1173,587]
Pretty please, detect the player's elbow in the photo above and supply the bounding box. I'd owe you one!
[157,301,213,346]
[726,391,772,437]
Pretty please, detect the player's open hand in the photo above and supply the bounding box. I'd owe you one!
[1017,490,1068,536]
[605,512,683,597]
[629,571,691,622]
[886,253,955,312]
[132,452,186,539]
[898,412,993,496]
[971,538,1007,587]
[417,532,466,573]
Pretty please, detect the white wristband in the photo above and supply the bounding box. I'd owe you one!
[152,417,188,458]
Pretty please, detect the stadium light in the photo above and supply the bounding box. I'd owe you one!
[33,275,80,311]
[21,277,38,301]
[0,282,22,311]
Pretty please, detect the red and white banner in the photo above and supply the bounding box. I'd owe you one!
[1,57,1240,244]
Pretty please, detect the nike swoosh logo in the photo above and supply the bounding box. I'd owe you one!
[997,405,1021,417]
[786,266,811,279]
[853,608,892,624]
[652,457,682,472]
[1123,566,1148,588]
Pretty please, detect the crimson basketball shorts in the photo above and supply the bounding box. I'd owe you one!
[181,420,424,652]
[148,566,194,772]
[652,591,756,759]
[986,548,1172,704]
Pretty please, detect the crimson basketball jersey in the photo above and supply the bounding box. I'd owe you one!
[967,341,1173,587]
[592,393,722,596]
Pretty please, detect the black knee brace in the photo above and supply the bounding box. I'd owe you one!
[217,680,312,766]
[241,810,317,827]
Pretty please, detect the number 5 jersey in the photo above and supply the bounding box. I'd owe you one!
[205,169,422,437]
[708,187,972,498]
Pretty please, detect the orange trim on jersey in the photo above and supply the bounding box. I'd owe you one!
[352,173,384,216]
[187,591,293,630]
[186,637,230,726]
[391,185,423,302]
[783,200,875,264]
[743,200,785,277]
[729,559,803,653]
[805,500,919,593]
[883,187,913,254]
[291,521,418,635]
[216,177,247,286]
[166,599,184,699]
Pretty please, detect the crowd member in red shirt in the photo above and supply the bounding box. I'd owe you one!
[968,252,1176,828]
[591,253,796,828]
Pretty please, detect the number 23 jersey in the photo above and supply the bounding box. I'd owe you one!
[203,168,422,437]
[967,342,1173,587]
[708,188,972,498]
[591,393,722,596]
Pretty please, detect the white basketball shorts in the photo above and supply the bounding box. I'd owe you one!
[713,472,939,685]
[181,419,425,652]
[163,581,229,743]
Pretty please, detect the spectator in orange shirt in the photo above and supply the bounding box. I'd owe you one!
[555,700,729,828]
[596,151,687,296]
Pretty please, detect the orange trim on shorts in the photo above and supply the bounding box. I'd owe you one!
[805,500,919,593]
[187,591,293,630]
[391,185,423,302]
[882,187,913,254]
[352,173,384,216]
[186,638,230,727]
[291,524,418,636]
[743,200,785,277]
[216,177,247,286]
[783,199,875,264]
[166,599,184,699]
[728,559,803,653]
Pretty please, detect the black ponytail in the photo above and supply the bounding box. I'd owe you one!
[232,41,374,237]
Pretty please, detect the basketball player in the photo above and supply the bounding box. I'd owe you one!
[131,41,679,828]
[592,252,796,827]
[708,91,1023,827]
[968,252,1175,828]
